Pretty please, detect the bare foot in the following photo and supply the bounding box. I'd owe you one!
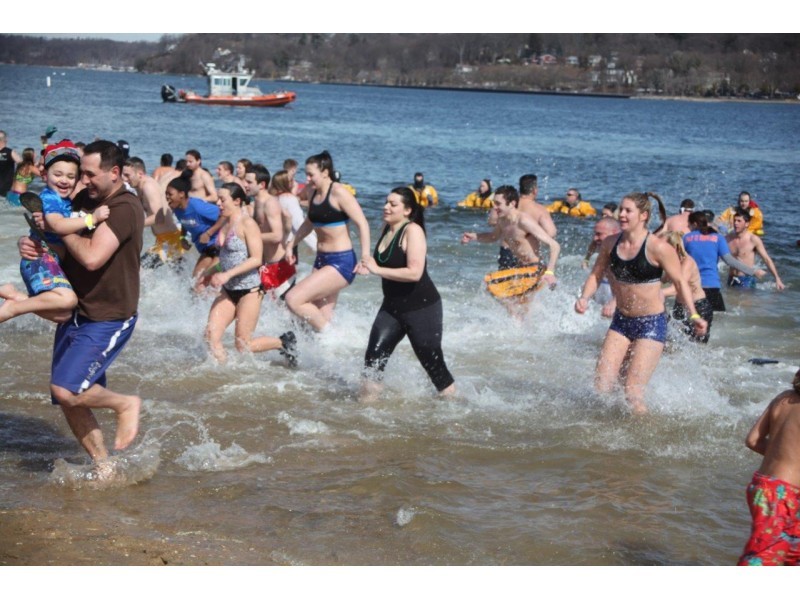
[0,299,18,324]
[439,383,457,399]
[93,459,119,482]
[0,283,26,301]
[629,401,648,416]
[358,381,381,404]
[114,395,141,450]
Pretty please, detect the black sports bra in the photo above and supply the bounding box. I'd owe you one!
[609,233,663,284]
[308,183,349,227]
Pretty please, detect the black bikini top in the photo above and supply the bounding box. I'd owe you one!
[308,183,349,227]
[609,233,663,284]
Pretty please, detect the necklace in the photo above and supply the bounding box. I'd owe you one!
[376,221,409,264]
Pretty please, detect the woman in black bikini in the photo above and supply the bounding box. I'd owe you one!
[284,151,370,332]
[361,187,455,402]
[575,192,707,415]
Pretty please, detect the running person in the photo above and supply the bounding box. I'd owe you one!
[575,192,708,415]
[202,183,294,364]
[361,187,455,402]
[660,231,714,343]
[284,151,370,332]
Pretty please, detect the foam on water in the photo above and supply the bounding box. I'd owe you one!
[49,442,161,489]
[176,441,272,472]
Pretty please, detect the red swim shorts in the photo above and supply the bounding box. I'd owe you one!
[737,471,800,566]
[259,259,296,296]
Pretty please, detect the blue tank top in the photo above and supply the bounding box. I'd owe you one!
[308,183,349,227]
[609,233,663,284]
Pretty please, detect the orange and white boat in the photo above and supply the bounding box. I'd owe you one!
[161,59,296,108]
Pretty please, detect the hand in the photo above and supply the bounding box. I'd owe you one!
[18,236,43,261]
[775,278,785,291]
[32,211,45,231]
[461,232,476,244]
[198,231,211,245]
[581,259,590,270]
[754,269,766,279]
[542,273,557,290]
[575,297,589,314]
[692,317,708,337]
[285,247,297,266]
[601,302,616,319]
[353,257,370,275]
[209,271,230,288]
[92,205,110,223]
[363,256,379,274]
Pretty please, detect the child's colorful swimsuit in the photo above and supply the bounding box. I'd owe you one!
[20,187,73,296]
[737,471,800,566]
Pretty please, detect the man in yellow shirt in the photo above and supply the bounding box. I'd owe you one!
[410,172,438,208]
[717,191,764,236]
[546,188,597,217]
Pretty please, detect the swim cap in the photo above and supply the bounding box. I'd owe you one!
[43,139,81,169]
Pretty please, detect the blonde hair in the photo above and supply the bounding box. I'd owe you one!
[661,230,687,260]
[622,191,667,232]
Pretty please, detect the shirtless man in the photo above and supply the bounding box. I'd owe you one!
[738,368,800,565]
[122,157,184,266]
[494,173,558,269]
[725,210,785,290]
[662,198,694,235]
[246,164,296,298]
[157,158,184,191]
[582,217,621,317]
[462,185,560,316]
[216,160,243,187]
[185,149,217,202]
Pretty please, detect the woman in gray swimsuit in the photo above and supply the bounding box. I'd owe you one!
[204,183,295,365]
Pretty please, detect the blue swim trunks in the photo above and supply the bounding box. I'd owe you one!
[20,251,73,297]
[609,310,668,344]
[50,312,138,404]
[313,249,357,284]
[728,274,757,289]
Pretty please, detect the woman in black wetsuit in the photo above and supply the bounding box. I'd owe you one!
[361,187,455,402]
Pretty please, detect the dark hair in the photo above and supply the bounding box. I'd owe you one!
[175,158,187,170]
[479,178,492,199]
[167,169,193,195]
[186,149,201,161]
[306,150,334,178]
[125,156,146,172]
[220,182,247,205]
[218,160,234,174]
[567,187,581,200]
[84,140,124,172]
[603,202,618,213]
[283,158,298,170]
[679,198,695,210]
[738,191,751,202]
[390,187,425,232]
[237,158,252,171]
[494,185,520,206]
[271,170,292,195]
[518,174,538,195]
[688,210,713,235]
[246,163,271,187]
[160,153,173,167]
[734,208,752,222]
[622,191,667,232]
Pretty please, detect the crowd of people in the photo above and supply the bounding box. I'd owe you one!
[0,131,795,564]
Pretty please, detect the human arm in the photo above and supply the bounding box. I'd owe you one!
[334,185,371,269]
[198,215,225,245]
[285,218,314,265]
[209,219,263,288]
[461,227,500,244]
[365,224,426,282]
[655,238,707,336]
[745,402,772,456]
[576,237,614,314]
[580,202,597,217]
[519,213,560,286]
[201,171,218,202]
[582,239,599,269]
[427,186,438,206]
[44,205,110,237]
[60,220,121,271]
[752,237,784,290]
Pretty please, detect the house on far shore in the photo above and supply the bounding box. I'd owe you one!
[538,54,558,66]
[566,56,579,66]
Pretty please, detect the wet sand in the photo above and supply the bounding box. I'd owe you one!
[0,507,277,566]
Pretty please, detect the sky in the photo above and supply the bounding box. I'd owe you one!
[3,1,781,36]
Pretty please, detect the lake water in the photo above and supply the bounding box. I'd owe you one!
[0,64,799,565]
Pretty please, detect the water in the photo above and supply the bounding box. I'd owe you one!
[1,64,799,565]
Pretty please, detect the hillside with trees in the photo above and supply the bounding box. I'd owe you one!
[2,33,799,99]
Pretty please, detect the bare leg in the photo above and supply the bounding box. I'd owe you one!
[0,288,77,324]
[52,383,142,452]
[439,383,456,397]
[205,293,236,363]
[0,283,27,301]
[359,379,382,404]
[233,292,283,353]
[284,266,348,332]
[621,339,665,415]
[60,405,108,461]
[594,329,631,395]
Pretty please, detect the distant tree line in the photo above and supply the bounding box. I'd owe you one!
[2,33,799,98]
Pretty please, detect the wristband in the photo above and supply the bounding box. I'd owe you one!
[85,214,95,230]
[545,270,555,276]
[689,313,701,320]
